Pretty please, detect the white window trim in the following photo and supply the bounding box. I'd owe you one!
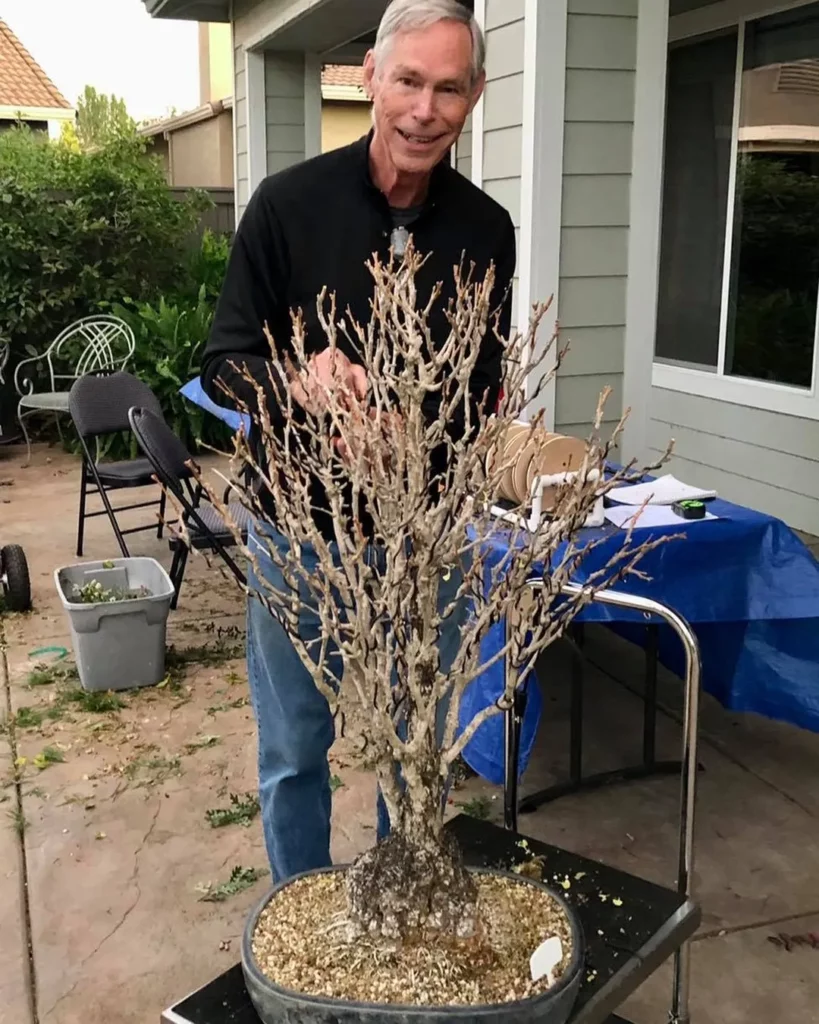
[470,0,486,190]
[623,0,670,463]
[655,0,819,420]
[518,0,568,430]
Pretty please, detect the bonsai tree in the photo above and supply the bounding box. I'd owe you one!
[193,244,668,945]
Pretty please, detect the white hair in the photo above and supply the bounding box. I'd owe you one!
[373,0,485,86]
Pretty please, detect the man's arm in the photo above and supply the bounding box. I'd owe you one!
[200,182,292,425]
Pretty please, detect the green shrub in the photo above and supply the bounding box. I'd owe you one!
[110,279,231,455]
[0,126,234,454]
[0,125,210,364]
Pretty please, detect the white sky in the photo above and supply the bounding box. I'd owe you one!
[4,0,200,122]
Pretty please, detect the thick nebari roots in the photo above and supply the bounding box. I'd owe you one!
[345,831,479,942]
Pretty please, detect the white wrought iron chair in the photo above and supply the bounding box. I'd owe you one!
[13,316,136,464]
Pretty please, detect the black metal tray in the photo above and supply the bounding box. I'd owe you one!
[162,816,700,1024]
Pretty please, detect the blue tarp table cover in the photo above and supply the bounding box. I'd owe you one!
[458,496,819,785]
[180,376,251,435]
[179,378,819,781]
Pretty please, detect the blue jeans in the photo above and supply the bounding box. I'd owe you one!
[246,523,467,883]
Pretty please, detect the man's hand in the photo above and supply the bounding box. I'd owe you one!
[290,348,368,416]
[333,407,404,468]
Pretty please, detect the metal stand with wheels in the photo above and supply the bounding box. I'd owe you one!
[503,582,702,1024]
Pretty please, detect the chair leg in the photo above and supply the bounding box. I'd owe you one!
[157,487,166,540]
[84,460,130,559]
[17,402,33,468]
[170,545,189,610]
[76,461,88,557]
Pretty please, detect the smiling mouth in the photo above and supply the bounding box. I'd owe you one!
[397,128,444,146]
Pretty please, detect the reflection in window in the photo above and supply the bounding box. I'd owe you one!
[656,34,737,369]
[727,5,819,388]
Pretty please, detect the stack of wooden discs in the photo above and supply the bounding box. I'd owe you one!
[493,422,588,508]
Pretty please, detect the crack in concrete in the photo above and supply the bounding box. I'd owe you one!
[41,797,162,1018]
[1,621,38,1024]
[694,907,819,942]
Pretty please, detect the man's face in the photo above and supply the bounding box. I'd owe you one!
[363,19,484,176]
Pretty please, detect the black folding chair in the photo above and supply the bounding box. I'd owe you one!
[127,406,249,609]
[68,371,170,558]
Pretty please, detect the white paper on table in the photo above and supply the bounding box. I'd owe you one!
[605,503,718,530]
[607,474,717,506]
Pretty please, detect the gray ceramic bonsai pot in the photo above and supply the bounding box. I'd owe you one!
[242,865,585,1024]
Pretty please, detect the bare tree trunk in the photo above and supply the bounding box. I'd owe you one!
[345,762,478,942]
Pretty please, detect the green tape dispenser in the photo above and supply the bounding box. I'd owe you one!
[672,499,706,520]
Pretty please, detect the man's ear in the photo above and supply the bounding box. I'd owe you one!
[468,70,486,114]
[363,49,377,101]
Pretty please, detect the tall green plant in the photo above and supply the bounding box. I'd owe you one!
[110,285,230,455]
[76,86,137,151]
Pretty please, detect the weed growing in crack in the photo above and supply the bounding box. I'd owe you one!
[33,747,65,769]
[6,806,26,838]
[14,706,44,729]
[63,689,125,713]
[455,795,493,821]
[26,663,79,688]
[205,792,260,829]
[196,865,264,902]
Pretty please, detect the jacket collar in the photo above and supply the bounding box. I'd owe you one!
[352,128,453,206]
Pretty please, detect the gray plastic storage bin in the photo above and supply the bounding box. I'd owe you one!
[54,557,175,692]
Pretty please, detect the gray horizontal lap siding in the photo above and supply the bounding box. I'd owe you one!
[265,52,306,176]
[234,45,249,213]
[481,0,525,328]
[649,389,819,534]
[557,0,636,440]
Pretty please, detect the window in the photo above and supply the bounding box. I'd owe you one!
[656,33,738,371]
[655,1,819,410]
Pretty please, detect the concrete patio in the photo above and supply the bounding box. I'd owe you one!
[1,442,817,1024]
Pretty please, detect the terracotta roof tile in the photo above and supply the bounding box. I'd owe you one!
[0,19,71,111]
[321,65,365,90]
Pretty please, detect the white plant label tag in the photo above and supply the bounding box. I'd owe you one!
[530,935,563,986]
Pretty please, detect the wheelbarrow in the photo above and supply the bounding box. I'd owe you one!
[0,344,32,612]
[1,543,30,612]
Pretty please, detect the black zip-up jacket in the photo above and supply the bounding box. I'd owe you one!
[201,131,516,539]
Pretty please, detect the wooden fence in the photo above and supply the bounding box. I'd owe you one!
[170,185,236,241]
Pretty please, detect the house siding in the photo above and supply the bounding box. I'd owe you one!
[264,51,306,175]
[556,0,637,440]
[233,0,311,215]
[648,389,819,534]
[456,113,472,180]
[234,43,248,210]
[481,0,525,326]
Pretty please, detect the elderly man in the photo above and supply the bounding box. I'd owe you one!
[202,0,516,882]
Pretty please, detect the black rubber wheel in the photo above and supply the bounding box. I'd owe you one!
[1,544,31,612]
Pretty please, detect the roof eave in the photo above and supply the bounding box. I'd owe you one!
[137,97,233,136]
[0,105,75,121]
[144,0,230,22]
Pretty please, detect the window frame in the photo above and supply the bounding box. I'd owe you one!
[653,0,819,419]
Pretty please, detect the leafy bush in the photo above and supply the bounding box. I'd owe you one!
[0,125,210,364]
[0,125,234,454]
[110,278,231,455]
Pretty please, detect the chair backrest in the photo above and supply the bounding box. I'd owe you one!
[69,371,162,439]
[128,406,198,492]
[49,316,136,387]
